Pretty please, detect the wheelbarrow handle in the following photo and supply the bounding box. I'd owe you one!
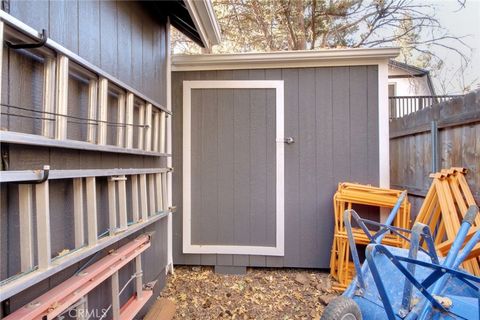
[443,205,479,268]
[453,229,480,269]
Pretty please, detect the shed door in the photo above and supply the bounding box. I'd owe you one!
[183,80,284,256]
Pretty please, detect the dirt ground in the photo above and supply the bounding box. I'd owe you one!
[159,266,340,320]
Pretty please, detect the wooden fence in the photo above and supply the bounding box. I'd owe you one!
[390,89,480,218]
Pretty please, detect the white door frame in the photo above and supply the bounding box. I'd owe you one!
[182,80,284,256]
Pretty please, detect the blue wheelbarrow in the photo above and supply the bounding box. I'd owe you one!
[322,199,480,320]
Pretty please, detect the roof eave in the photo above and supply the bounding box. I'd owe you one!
[172,47,400,71]
[388,60,429,76]
[388,59,436,95]
[184,0,222,49]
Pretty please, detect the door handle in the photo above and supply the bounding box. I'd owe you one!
[284,137,295,144]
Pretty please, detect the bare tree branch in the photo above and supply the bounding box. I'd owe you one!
[171,0,475,93]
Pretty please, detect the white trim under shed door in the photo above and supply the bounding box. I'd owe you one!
[182,80,285,256]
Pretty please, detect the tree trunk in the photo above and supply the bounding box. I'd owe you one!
[295,0,307,49]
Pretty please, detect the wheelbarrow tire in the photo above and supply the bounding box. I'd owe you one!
[321,297,362,320]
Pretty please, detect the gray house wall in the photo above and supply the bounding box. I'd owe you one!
[172,66,380,269]
[1,0,168,317]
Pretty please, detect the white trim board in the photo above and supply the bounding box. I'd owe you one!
[182,80,285,256]
[184,0,221,48]
[378,61,391,222]
[166,17,174,274]
[172,48,400,71]
[378,61,390,190]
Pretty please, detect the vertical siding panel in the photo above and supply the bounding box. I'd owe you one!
[6,185,20,279]
[7,50,44,135]
[50,149,80,169]
[315,67,334,267]
[265,69,284,268]
[0,189,8,280]
[216,70,235,266]
[8,274,50,313]
[49,180,75,260]
[1,28,8,131]
[100,153,119,170]
[232,70,250,266]
[48,262,83,287]
[153,22,167,104]
[67,76,89,142]
[49,0,79,53]
[78,0,100,66]
[349,66,368,183]
[190,90,203,243]
[332,68,350,190]
[9,0,49,31]
[298,68,318,266]
[87,272,110,319]
[367,66,379,184]
[142,211,168,289]
[199,72,217,266]
[96,179,108,237]
[172,72,186,264]
[142,19,155,99]
[9,148,48,170]
[130,4,143,91]
[116,1,132,85]
[182,72,201,265]
[248,69,267,267]
[282,68,300,267]
[100,0,118,76]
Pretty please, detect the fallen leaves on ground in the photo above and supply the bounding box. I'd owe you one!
[159,266,340,320]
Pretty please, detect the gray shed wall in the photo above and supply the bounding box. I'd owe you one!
[172,66,379,268]
[0,0,168,317]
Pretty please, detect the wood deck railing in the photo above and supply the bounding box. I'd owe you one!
[389,95,463,119]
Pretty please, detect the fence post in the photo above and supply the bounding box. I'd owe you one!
[431,120,439,173]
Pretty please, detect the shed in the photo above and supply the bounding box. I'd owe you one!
[171,48,400,270]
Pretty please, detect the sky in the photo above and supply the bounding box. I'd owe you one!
[421,0,480,94]
[171,0,479,94]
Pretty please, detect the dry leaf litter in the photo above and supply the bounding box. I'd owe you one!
[159,266,340,320]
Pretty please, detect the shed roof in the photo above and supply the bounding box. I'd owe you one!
[172,47,400,71]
